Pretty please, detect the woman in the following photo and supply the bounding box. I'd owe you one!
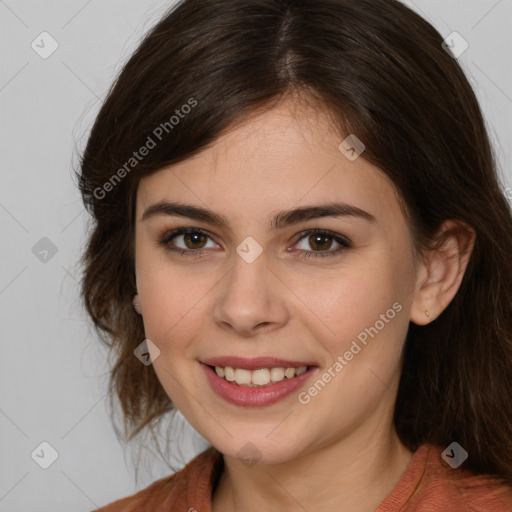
[78,0,512,510]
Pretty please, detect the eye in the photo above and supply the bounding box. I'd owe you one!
[293,229,351,259]
[158,227,351,259]
[158,227,219,256]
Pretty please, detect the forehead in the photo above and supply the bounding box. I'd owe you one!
[136,97,404,229]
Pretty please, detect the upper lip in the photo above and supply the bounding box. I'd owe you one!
[201,356,317,370]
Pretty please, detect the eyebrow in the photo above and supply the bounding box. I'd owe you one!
[141,201,376,230]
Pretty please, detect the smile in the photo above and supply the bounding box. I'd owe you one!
[212,365,308,386]
[200,361,318,407]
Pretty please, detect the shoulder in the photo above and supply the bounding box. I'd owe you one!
[91,474,176,512]
[91,446,222,512]
[379,444,512,512]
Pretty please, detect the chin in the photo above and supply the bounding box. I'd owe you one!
[211,434,306,466]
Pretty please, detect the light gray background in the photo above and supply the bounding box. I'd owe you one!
[0,1,511,511]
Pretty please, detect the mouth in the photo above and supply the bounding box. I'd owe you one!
[200,358,319,407]
[206,364,310,387]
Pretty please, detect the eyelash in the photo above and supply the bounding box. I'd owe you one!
[157,227,352,260]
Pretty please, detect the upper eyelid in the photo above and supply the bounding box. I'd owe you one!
[161,227,222,249]
[162,227,350,248]
[163,226,220,242]
[294,230,352,251]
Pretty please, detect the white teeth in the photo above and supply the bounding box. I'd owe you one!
[270,367,285,382]
[224,366,235,381]
[252,368,271,386]
[284,368,296,379]
[213,365,309,386]
[234,368,252,385]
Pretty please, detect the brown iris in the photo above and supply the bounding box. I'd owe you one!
[183,232,208,249]
[308,233,333,252]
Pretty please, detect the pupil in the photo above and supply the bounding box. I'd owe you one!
[311,234,331,251]
[186,232,206,249]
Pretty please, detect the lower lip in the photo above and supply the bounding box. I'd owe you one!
[200,363,318,407]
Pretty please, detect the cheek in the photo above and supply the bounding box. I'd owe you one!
[140,277,207,350]
[306,266,401,340]
[301,251,413,378]
[300,272,409,418]
[136,259,227,365]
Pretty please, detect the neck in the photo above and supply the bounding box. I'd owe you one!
[212,423,413,512]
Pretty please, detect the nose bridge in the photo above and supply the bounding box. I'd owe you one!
[225,247,271,311]
[213,246,289,335]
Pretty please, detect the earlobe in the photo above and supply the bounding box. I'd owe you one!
[132,294,143,315]
[410,220,475,326]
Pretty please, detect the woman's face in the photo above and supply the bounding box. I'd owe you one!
[134,97,421,464]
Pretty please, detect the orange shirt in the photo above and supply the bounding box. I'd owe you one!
[93,444,512,511]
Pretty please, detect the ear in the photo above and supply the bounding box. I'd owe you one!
[132,293,143,315]
[410,220,475,325]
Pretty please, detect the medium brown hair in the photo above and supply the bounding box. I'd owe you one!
[76,0,512,483]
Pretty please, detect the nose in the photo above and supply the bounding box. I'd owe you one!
[212,250,290,337]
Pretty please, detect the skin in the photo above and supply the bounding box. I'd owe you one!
[133,94,475,511]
